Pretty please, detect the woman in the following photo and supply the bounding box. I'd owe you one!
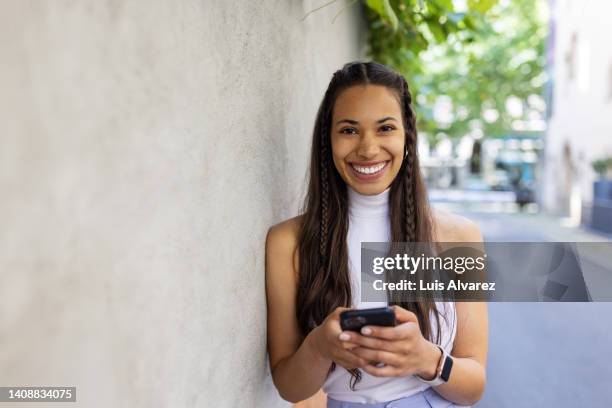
[265,61,488,408]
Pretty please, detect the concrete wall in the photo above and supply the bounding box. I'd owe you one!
[0,1,365,407]
[542,0,612,218]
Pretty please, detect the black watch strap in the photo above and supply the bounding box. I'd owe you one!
[440,352,454,382]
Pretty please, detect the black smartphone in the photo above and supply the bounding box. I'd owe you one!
[340,307,396,332]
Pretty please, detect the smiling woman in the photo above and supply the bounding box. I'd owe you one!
[265,61,488,408]
[331,85,405,190]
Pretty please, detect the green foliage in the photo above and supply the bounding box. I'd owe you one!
[592,157,612,177]
[363,0,548,143]
[366,0,399,30]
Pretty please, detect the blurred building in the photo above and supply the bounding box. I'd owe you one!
[541,0,612,230]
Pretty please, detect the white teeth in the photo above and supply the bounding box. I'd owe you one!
[351,161,387,174]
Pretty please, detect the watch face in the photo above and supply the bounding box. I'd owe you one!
[440,355,453,382]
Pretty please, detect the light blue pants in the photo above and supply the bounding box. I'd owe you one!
[327,387,470,408]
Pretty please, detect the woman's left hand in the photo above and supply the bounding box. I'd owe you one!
[339,305,442,378]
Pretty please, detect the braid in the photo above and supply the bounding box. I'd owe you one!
[318,80,338,376]
[319,117,330,264]
[319,71,340,265]
[401,78,417,242]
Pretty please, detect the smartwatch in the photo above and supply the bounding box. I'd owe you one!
[416,345,453,386]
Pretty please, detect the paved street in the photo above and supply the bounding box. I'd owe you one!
[476,302,612,408]
[429,189,612,408]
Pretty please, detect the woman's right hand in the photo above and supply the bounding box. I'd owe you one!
[306,307,368,371]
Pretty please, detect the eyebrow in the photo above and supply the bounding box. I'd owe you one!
[335,116,398,125]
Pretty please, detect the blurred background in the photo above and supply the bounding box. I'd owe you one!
[1,1,611,407]
[352,1,612,407]
[359,0,612,241]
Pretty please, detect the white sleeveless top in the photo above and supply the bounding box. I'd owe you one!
[322,185,457,403]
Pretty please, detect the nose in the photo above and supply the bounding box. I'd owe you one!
[356,131,380,159]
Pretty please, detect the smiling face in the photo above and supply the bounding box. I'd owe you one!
[330,84,406,195]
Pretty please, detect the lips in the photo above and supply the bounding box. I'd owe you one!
[348,160,390,182]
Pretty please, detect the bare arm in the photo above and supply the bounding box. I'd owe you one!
[265,222,330,402]
[265,221,366,403]
[293,389,327,408]
[430,220,489,405]
[428,301,488,405]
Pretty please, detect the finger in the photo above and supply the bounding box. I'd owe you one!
[337,332,359,350]
[349,347,403,367]
[328,307,353,333]
[338,331,399,352]
[361,321,417,340]
[327,312,350,336]
[333,306,353,317]
[391,305,418,324]
[334,349,367,368]
[362,362,400,377]
[338,339,359,350]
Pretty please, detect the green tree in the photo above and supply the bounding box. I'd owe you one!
[363,0,548,143]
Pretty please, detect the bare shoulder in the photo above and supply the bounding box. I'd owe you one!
[266,215,303,250]
[266,215,304,277]
[430,206,483,242]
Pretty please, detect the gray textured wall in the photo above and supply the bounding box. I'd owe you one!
[0,1,364,407]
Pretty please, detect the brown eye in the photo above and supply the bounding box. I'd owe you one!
[379,124,395,132]
[340,127,358,135]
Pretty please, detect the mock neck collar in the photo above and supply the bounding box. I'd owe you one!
[347,185,391,218]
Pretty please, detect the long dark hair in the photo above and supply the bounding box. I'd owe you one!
[296,61,445,389]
